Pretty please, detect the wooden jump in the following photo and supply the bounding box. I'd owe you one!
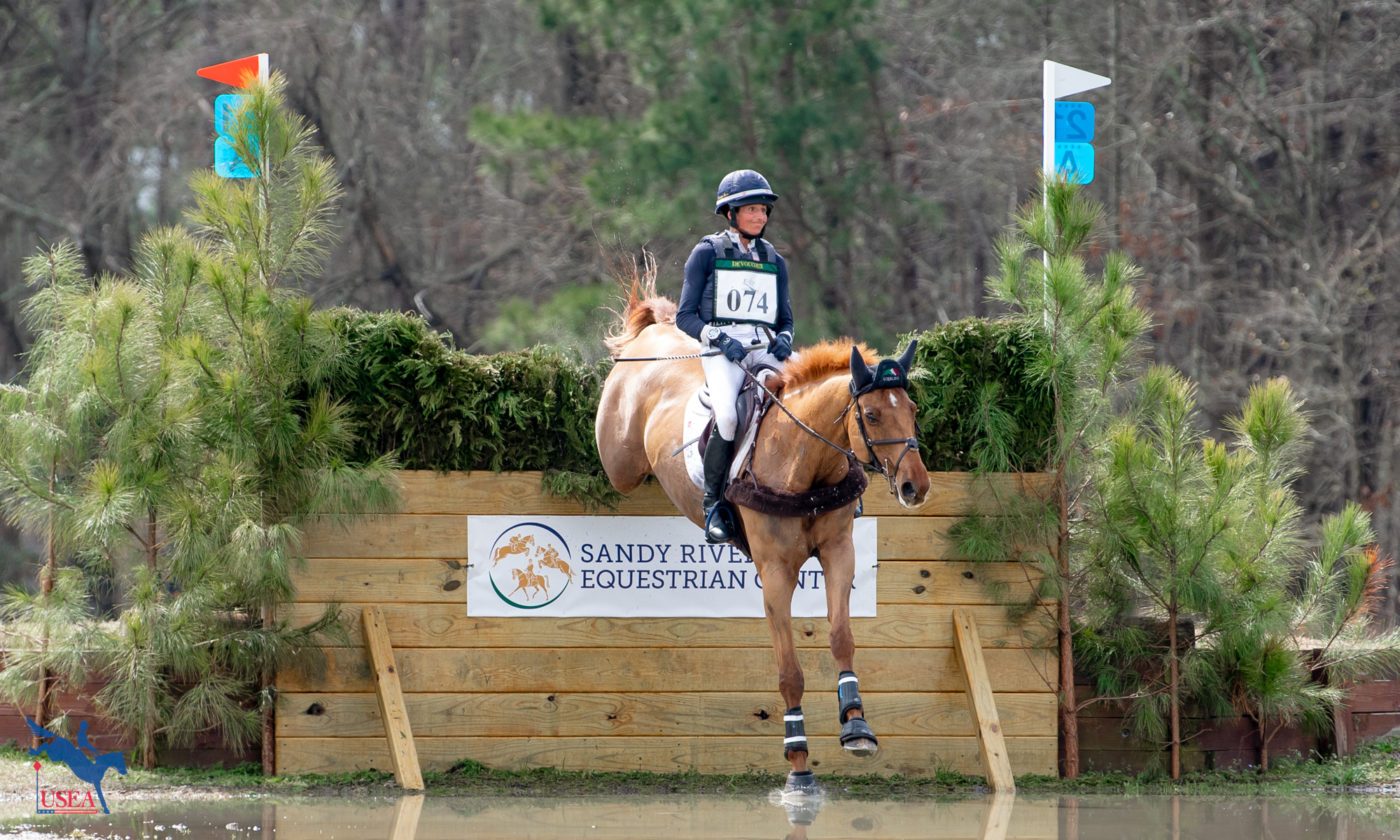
[276,471,1057,782]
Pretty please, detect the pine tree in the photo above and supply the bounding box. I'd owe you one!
[954,178,1151,778]
[0,75,397,769]
[1081,366,1253,778]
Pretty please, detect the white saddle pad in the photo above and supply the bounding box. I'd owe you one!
[680,373,774,491]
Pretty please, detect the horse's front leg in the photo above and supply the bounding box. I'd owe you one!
[757,556,819,794]
[821,538,878,758]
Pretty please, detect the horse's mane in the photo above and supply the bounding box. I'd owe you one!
[772,340,876,394]
[603,252,678,357]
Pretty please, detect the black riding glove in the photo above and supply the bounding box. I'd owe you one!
[714,333,747,363]
[770,331,793,361]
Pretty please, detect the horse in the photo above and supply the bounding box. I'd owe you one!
[536,545,574,581]
[509,564,550,600]
[595,275,931,794]
[493,533,534,567]
[25,717,127,815]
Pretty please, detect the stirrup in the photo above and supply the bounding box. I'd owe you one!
[704,502,734,543]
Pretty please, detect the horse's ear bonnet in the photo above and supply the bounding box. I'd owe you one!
[850,340,918,397]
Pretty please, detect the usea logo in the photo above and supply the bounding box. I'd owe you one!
[25,718,126,815]
[487,522,575,610]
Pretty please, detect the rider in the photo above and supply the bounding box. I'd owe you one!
[676,169,795,543]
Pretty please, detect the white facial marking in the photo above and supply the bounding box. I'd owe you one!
[889,392,898,408]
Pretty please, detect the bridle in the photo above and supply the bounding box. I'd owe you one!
[843,388,921,493]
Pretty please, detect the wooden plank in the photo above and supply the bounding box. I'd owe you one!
[878,562,1046,606]
[291,558,468,603]
[299,512,974,561]
[394,471,683,517]
[389,470,1053,518]
[876,515,961,559]
[276,646,1057,694]
[276,690,1057,738]
[866,472,1055,517]
[300,515,467,559]
[1351,711,1400,745]
[269,795,1061,840]
[279,602,1056,649]
[361,606,424,790]
[1343,677,1398,713]
[952,608,1015,793]
[274,733,1058,778]
[286,559,1046,611]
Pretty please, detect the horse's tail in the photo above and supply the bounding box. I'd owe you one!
[604,251,677,357]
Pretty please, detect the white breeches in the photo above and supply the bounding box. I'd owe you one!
[700,323,781,441]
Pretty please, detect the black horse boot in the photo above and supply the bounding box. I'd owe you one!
[702,435,736,543]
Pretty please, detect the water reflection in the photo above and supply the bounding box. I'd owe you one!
[1,789,1397,839]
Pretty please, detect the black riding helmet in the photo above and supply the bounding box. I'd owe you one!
[714,169,779,237]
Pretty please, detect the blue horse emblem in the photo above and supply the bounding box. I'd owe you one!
[25,717,127,815]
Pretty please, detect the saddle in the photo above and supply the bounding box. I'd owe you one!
[681,366,777,492]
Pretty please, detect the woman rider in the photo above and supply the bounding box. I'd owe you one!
[676,169,795,543]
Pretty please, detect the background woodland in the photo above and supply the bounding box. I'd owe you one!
[2,0,1398,622]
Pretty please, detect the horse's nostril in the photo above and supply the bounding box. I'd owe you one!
[901,481,918,501]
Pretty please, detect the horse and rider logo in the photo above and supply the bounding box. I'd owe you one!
[486,522,574,610]
[24,717,126,815]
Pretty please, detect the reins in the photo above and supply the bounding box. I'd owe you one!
[612,337,766,364]
[739,367,920,491]
[611,348,725,362]
[740,366,855,461]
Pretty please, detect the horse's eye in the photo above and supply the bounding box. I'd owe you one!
[863,409,879,424]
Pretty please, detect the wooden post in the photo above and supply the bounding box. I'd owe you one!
[952,608,1015,792]
[362,605,424,790]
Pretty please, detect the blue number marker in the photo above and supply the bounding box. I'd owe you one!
[1054,101,1095,142]
[1054,142,1095,184]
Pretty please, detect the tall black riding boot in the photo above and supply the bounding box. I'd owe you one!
[702,435,736,543]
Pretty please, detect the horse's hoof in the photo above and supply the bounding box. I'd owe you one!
[783,769,821,798]
[840,717,879,757]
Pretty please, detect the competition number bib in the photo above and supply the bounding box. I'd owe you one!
[713,259,778,325]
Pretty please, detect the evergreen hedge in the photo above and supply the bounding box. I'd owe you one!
[904,318,1055,473]
[328,308,619,507]
[327,309,1054,506]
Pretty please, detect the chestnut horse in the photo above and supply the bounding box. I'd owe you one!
[595,276,931,793]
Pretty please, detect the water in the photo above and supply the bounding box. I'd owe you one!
[1,790,1397,839]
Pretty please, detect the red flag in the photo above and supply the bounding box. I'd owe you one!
[197,53,268,88]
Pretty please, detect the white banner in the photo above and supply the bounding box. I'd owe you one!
[466,516,877,617]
